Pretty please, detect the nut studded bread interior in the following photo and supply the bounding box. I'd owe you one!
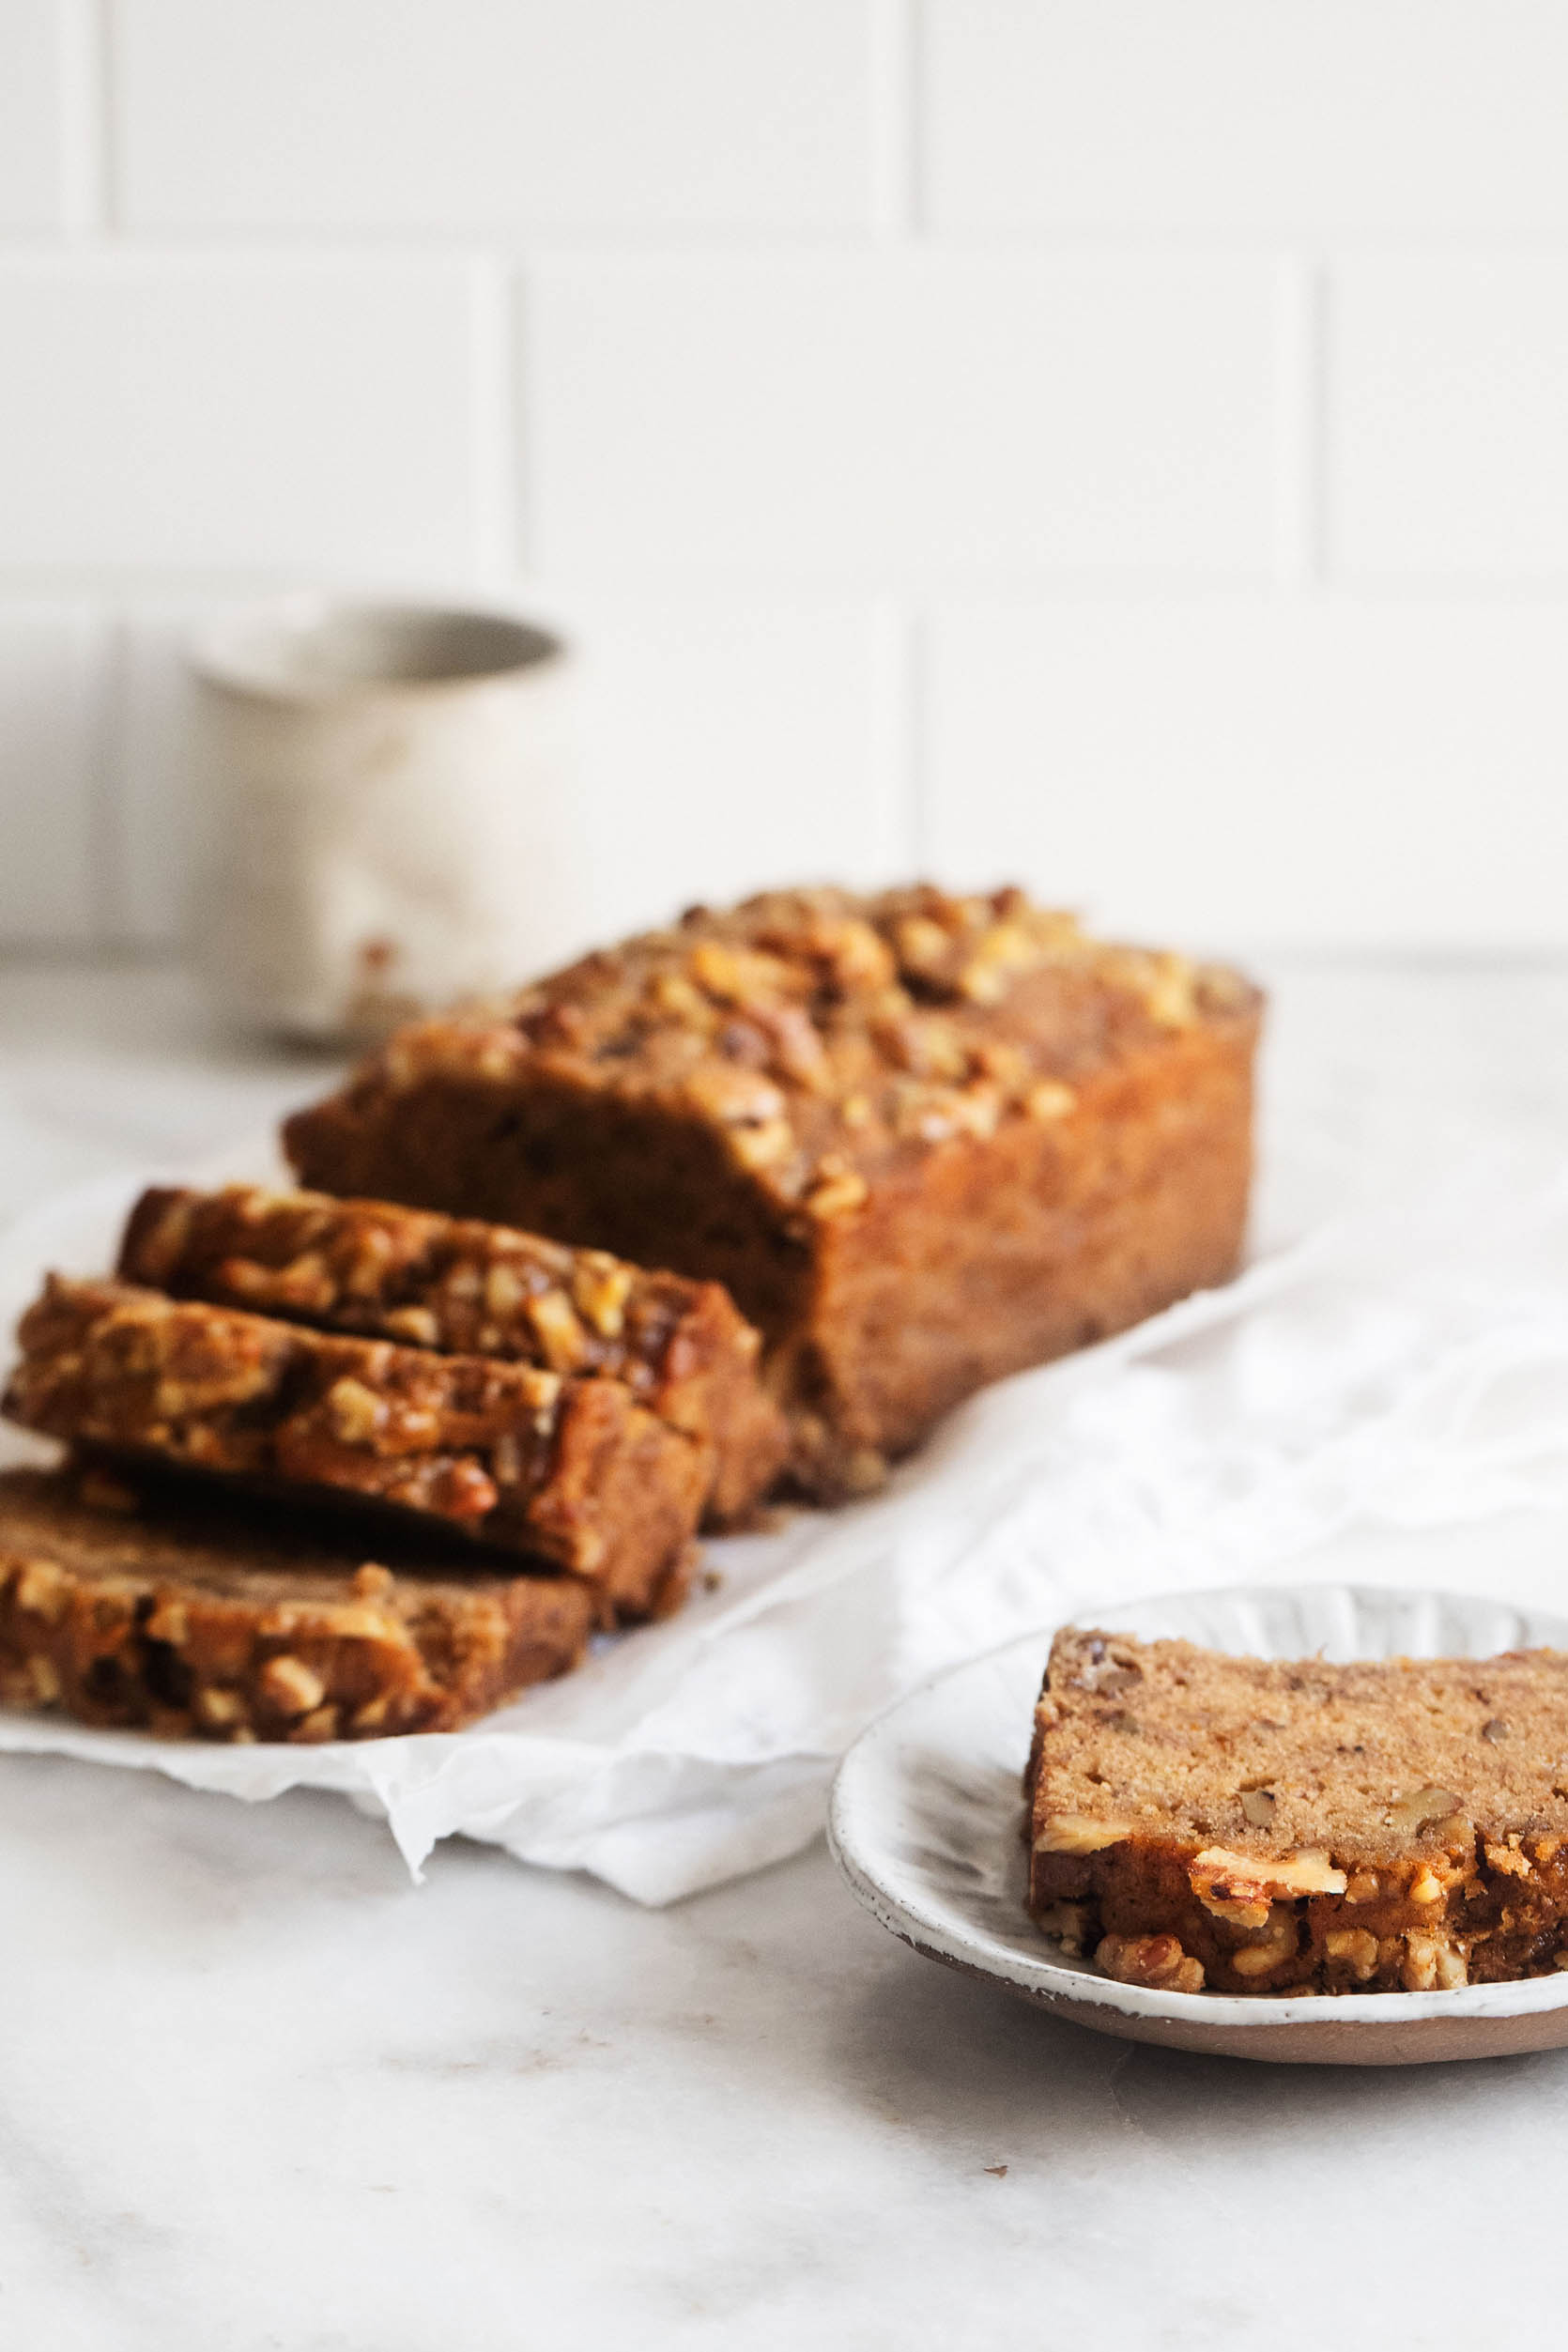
[118,1183,788,1528]
[284,884,1261,1499]
[0,1464,595,1743]
[1026,1626,1568,1996]
[4,1276,704,1622]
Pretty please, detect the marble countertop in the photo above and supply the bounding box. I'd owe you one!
[3,955,1567,2352]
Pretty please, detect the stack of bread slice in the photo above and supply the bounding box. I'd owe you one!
[0,1184,788,1744]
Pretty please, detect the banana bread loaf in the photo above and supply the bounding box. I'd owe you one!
[4,1276,703,1620]
[0,1463,594,1742]
[118,1183,788,1526]
[284,884,1261,1499]
[1027,1625,1568,1996]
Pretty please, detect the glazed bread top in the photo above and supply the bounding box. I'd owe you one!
[286,884,1261,1218]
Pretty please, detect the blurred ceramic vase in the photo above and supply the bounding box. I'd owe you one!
[186,597,582,1040]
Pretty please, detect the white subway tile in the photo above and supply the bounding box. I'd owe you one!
[0,259,484,574]
[0,2,68,230]
[561,596,908,945]
[527,257,1279,585]
[0,607,106,945]
[1331,258,1568,579]
[924,0,1568,236]
[114,0,876,235]
[925,599,1568,951]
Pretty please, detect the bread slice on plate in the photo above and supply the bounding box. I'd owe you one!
[1026,1625,1568,1995]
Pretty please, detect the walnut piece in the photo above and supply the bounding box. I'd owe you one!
[324,1376,387,1445]
[260,1655,327,1717]
[1401,1931,1468,1991]
[1391,1786,1463,1833]
[1324,1929,1380,1981]
[1096,1932,1205,1995]
[1034,1813,1133,1856]
[1190,1845,1346,1926]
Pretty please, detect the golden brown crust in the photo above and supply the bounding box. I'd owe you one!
[118,1184,789,1527]
[3,1276,706,1620]
[0,1465,595,1742]
[283,884,1261,1499]
[1026,1627,1568,1995]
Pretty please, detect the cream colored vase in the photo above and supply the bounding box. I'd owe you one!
[187,597,582,1041]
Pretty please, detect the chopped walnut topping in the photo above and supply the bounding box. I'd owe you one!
[681,1067,787,1129]
[730,1118,794,1171]
[651,971,710,1023]
[145,1598,189,1645]
[484,1263,526,1319]
[527,1289,585,1370]
[325,1376,387,1446]
[572,1258,635,1339]
[687,941,792,1007]
[13,1561,68,1622]
[260,1655,327,1717]
[27,1654,61,1705]
[1023,1079,1077,1122]
[383,1305,439,1346]
[195,1685,245,1730]
[805,1159,869,1220]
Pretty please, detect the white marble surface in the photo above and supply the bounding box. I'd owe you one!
[3,955,1568,2350]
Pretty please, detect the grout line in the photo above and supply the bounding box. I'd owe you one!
[8,224,1568,264]
[1271,255,1323,592]
[1313,259,1335,587]
[869,0,918,239]
[56,0,109,238]
[11,568,1568,605]
[468,253,519,584]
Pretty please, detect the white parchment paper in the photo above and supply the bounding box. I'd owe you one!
[4,1146,1568,1904]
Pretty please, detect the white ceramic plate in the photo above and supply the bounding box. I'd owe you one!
[828,1584,1568,2067]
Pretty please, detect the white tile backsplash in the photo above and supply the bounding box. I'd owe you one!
[923,0,1568,238]
[114,0,880,237]
[1330,257,1568,580]
[0,4,1563,954]
[0,1,69,231]
[526,256,1281,585]
[0,258,486,574]
[0,608,106,946]
[925,598,1568,951]
[567,597,908,942]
